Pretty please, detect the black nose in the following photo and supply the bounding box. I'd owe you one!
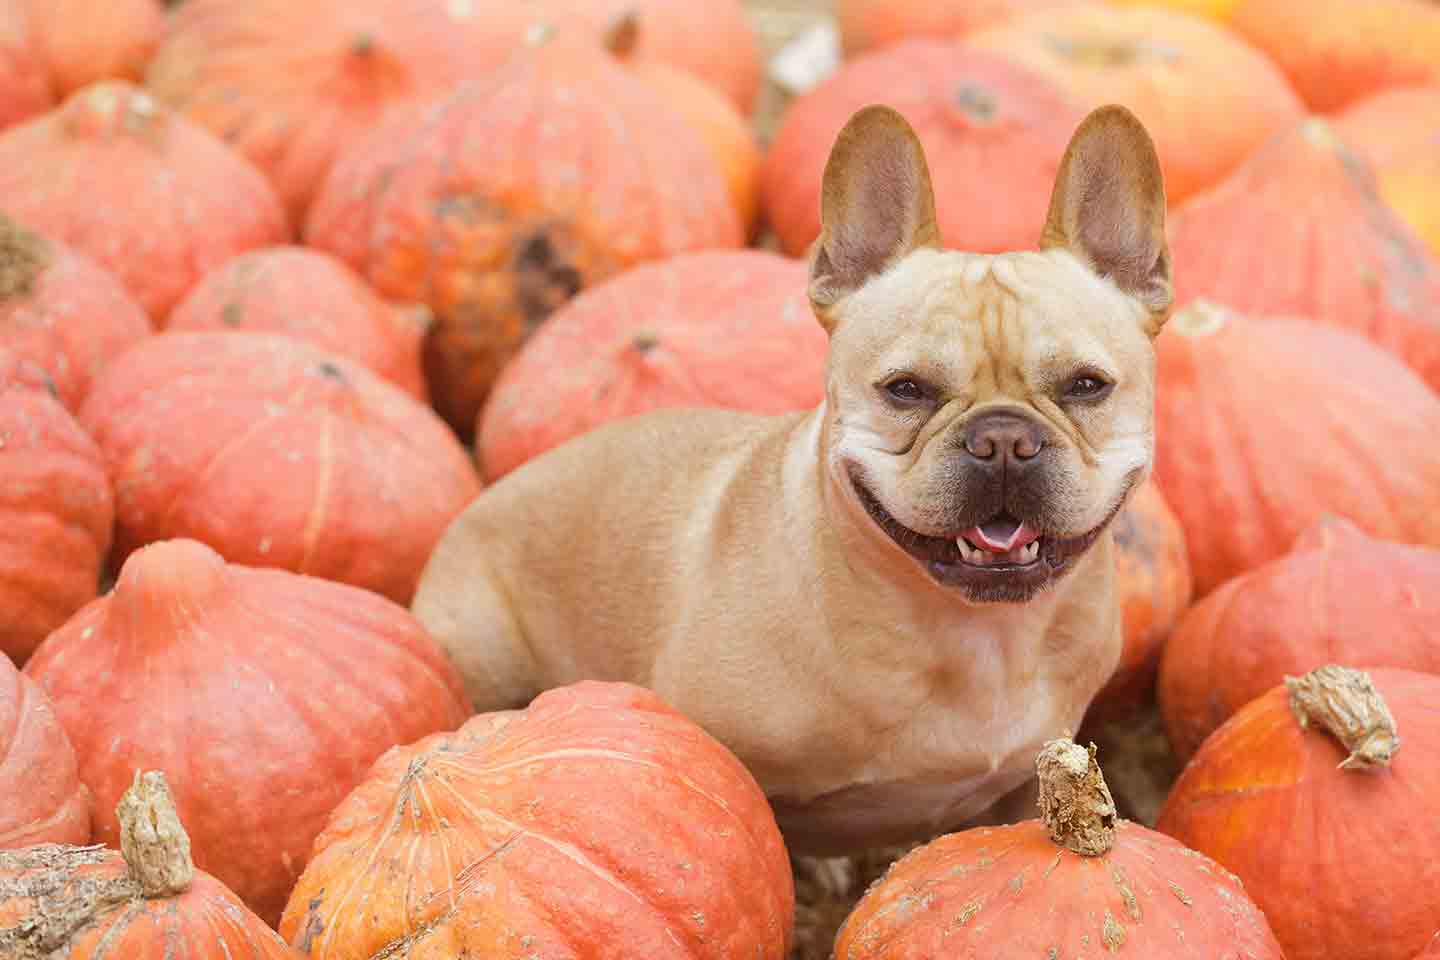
[962,412,1045,462]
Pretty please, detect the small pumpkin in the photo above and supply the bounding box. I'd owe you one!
[166,246,429,401]
[832,737,1284,957]
[279,681,794,959]
[0,654,88,847]
[18,0,162,97]
[1335,85,1440,259]
[834,0,1088,56]
[23,538,471,925]
[478,250,823,481]
[0,1,52,132]
[1157,665,1440,960]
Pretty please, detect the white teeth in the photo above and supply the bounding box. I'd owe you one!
[957,536,983,564]
[956,537,1042,566]
[1021,540,1039,563]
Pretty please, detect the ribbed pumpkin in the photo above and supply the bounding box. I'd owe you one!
[832,738,1284,958]
[0,350,112,666]
[0,655,88,847]
[1159,517,1440,761]
[23,538,471,926]
[278,681,794,959]
[1157,665,1440,960]
[1153,301,1440,598]
[0,213,150,414]
[0,82,288,319]
[306,28,741,435]
[0,0,51,132]
[0,771,299,959]
[166,246,429,401]
[1335,85,1440,259]
[967,5,1304,204]
[78,333,479,604]
[18,0,162,97]
[761,39,1085,258]
[1169,118,1440,393]
[478,250,823,480]
[834,0,1088,55]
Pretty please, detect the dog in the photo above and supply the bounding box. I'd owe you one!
[412,102,1172,855]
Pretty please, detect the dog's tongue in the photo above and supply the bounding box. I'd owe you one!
[965,518,1041,553]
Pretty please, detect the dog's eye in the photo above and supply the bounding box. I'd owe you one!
[1064,375,1112,401]
[884,379,926,404]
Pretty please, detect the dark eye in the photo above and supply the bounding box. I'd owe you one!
[1064,375,1112,401]
[885,378,926,404]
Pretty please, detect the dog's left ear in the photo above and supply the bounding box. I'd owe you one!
[1040,105,1172,333]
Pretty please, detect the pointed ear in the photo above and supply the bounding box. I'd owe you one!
[1040,104,1172,330]
[809,105,940,324]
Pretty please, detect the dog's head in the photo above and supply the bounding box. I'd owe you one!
[811,104,1171,603]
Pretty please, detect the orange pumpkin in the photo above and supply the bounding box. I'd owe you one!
[24,538,471,925]
[279,681,794,959]
[761,39,1085,258]
[0,655,88,846]
[1157,665,1440,960]
[1159,517,1440,761]
[834,0,1088,55]
[0,82,288,319]
[1335,85,1440,259]
[967,5,1304,204]
[1153,301,1440,598]
[166,246,429,401]
[0,771,300,959]
[0,0,52,132]
[18,0,162,97]
[478,250,823,481]
[306,27,741,435]
[833,737,1284,957]
[1418,933,1440,959]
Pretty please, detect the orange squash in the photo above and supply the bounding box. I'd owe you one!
[1335,85,1440,259]
[834,0,1088,55]
[0,654,89,846]
[18,0,162,97]
[0,0,52,132]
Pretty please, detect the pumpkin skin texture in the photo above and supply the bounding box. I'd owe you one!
[1335,85,1440,259]
[23,538,471,926]
[1168,118,1440,393]
[761,40,1085,258]
[1159,517,1440,762]
[0,655,88,847]
[1156,666,1440,960]
[0,1,52,133]
[1152,302,1440,598]
[306,30,741,436]
[478,250,823,481]
[18,0,162,98]
[967,5,1304,204]
[1418,933,1440,959]
[278,681,794,959]
[0,350,112,666]
[834,0,1088,56]
[78,333,479,605]
[0,214,150,414]
[166,246,429,401]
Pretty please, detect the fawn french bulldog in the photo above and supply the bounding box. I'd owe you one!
[413,102,1172,853]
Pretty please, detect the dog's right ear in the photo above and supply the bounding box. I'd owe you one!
[809,105,940,327]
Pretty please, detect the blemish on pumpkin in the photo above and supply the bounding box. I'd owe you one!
[953,899,982,927]
[0,215,52,300]
[631,329,661,353]
[1110,864,1141,921]
[1169,882,1193,906]
[295,896,327,953]
[953,85,998,124]
[221,302,244,327]
[513,228,583,332]
[312,361,346,383]
[1102,910,1127,952]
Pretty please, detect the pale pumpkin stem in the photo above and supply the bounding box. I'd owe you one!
[116,770,195,898]
[630,329,660,353]
[1036,738,1116,857]
[1285,665,1399,770]
[0,213,52,300]
[1169,298,1230,338]
[603,9,641,60]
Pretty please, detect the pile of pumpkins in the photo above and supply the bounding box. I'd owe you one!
[2,0,1439,957]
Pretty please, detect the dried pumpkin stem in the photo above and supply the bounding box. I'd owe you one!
[0,214,51,300]
[116,770,195,898]
[1036,738,1116,857]
[1285,665,1399,770]
[603,8,641,59]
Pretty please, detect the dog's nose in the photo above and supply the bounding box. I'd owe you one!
[962,413,1045,462]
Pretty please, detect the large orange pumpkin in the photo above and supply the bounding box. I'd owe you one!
[0,655,88,847]
[166,246,429,401]
[834,0,1088,55]
[967,5,1304,204]
[18,0,162,97]
[0,0,51,132]
[761,39,1085,258]
[1335,85,1440,259]
[1169,118,1440,393]
[24,538,471,925]
[1159,517,1440,761]
[478,250,823,481]
[0,350,112,666]
[832,737,1284,957]
[0,81,288,319]
[279,681,794,959]
[1157,665,1440,960]
[1152,301,1440,598]
[306,27,741,435]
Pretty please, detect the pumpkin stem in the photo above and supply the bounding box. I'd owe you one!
[1169,298,1231,338]
[1285,665,1399,770]
[1036,737,1116,857]
[603,8,641,60]
[953,84,998,124]
[116,770,195,898]
[631,329,660,353]
[0,213,52,301]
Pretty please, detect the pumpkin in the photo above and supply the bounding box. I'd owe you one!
[760,39,1085,258]
[0,213,150,414]
[1227,0,1440,113]
[966,5,1304,204]
[23,538,471,925]
[1418,933,1440,959]
[306,27,741,436]
[1157,665,1440,960]
[18,0,162,97]
[1168,118,1440,393]
[832,737,1284,957]
[0,771,299,959]
[1108,0,1237,18]
[0,655,88,847]
[1335,85,1440,259]
[478,249,823,481]
[834,0,1088,56]
[0,0,51,132]
[0,350,112,666]
[1158,516,1440,761]
[0,81,288,319]
[166,246,429,401]
[78,333,479,605]
[278,681,794,959]
[1152,301,1440,598]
